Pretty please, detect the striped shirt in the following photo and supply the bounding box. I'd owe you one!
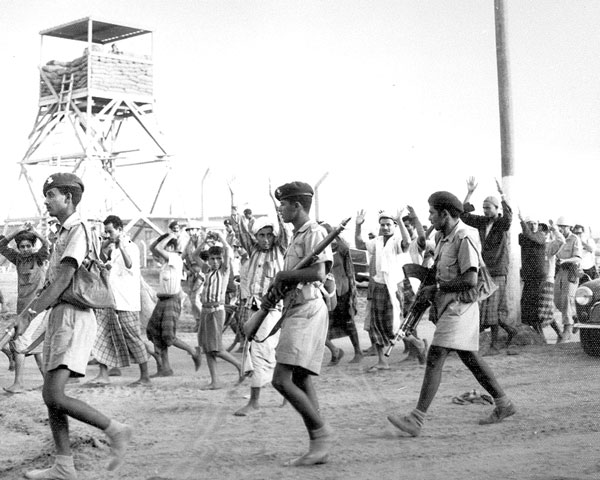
[201,266,230,306]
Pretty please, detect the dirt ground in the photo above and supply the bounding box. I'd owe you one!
[1,270,599,480]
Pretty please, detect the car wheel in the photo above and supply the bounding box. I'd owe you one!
[580,328,600,357]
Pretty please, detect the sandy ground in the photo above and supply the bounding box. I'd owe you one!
[1,270,599,480]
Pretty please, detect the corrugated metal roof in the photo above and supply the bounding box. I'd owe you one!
[40,17,152,44]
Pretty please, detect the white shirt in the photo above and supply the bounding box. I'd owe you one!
[108,239,141,311]
[158,252,183,295]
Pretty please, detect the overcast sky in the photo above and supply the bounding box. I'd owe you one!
[2,0,600,233]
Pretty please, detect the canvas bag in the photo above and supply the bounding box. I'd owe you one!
[457,237,498,304]
[60,222,116,309]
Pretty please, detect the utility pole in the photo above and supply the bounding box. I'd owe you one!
[494,0,520,324]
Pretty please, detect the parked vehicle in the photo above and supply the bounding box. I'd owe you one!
[349,248,369,284]
[574,277,600,356]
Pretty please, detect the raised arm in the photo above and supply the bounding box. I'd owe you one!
[463,176,478,204]
[395,208,410,252]
[354,209,367,250]
[151,233,176,263]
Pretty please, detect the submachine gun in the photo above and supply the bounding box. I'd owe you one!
[384,263,437,357]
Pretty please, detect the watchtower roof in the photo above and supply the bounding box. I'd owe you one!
[40,17,152,44]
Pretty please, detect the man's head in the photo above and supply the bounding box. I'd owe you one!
[207,245,224,270]
[243,208,253,220]
[253,217,279,251]
[43,173,84,219]
[223,218,233,233]
[103,215,124,242]
[377,211,396,238]
[186,221,202,238]
[572,224,585,236]
[556,216,572,236]
[275,182,314,223]
[15,231,37,256]
[428,191,464,232]
[402,215,415,237]
[168,220,181,236]
[523,216,539,233]
[482,196,500,219]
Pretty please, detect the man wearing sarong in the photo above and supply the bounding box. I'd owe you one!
[355,209,425,370]
[461,177,518,354]
[90,215,150,386]
[388,191,516,437]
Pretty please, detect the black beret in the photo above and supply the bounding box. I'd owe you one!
[274,181,314,201]
[43,173,84,196]
[428,191,464,213]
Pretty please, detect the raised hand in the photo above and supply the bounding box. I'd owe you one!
[407,205,417,219]
[466,176,478,194]
[356,209,367,225]
[495,178,504,196]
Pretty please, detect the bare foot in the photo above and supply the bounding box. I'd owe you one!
[128,378,152,387]
[108,367,122,377]
[3,384,25,394]
[87,374,110,385]
[150,369,174,378]
[234,403,260,416]
[192,353,201,372]
[201,382,222,391]
[349,353,363,364]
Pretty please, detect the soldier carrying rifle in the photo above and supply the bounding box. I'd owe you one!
[387,190,517,437]
[249,181,334,467]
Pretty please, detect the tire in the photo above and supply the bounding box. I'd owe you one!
[580,328,600,357]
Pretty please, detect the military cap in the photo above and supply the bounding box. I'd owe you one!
[428,191,464,213]
[274,181,314,201]
[43,173,84,196]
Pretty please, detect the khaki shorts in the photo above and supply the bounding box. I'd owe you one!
[43,303,97,377]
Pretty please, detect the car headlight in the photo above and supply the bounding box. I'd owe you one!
[576,286,594,306]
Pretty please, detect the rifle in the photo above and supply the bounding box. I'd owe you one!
[384,263,437,357]
[242,217,351,342]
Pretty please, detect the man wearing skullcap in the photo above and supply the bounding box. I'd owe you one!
[461,177,517,354]
[229,186,290,416]
[355,207,426,369]
[388,190,516,437]
[13,173,132,478]
[554,216,582,342]
[261,180,334,465]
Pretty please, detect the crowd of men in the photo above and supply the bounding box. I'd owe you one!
[0,172,594,477]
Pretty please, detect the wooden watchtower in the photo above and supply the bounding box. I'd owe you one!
[20,17,169,228]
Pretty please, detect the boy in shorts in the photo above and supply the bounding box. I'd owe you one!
[14,173,132,479]
[194,231,242,389]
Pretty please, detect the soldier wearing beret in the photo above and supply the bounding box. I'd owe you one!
[13,172,132,478]
[261,181,334,466]
[388,190,516,437]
